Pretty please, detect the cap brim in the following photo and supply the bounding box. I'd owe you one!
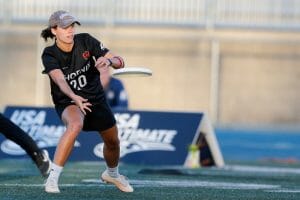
[60,20,81,28]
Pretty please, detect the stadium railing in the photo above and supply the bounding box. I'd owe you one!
[0,0,300,30]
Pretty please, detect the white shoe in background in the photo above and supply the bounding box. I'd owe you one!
[34,149,51,177]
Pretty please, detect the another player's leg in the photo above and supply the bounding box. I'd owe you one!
[100,125,133,192]
[0,113,51,177]
[33,149,51,177]
[45,105,84,193]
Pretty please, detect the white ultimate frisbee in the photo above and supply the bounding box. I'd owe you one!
[112,67,152,77]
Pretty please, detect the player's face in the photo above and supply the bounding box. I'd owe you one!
[52,24,75,45]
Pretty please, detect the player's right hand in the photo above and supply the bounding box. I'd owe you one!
[72,95,92,115]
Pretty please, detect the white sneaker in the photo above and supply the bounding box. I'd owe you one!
[101,170,134,192]
[45,177,60,193]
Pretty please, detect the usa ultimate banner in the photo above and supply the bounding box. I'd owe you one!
[0,106,221,166]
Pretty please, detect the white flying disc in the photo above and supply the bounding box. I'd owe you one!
[112,67,152,77]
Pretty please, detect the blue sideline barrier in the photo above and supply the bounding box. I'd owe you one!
[0,106,204,166]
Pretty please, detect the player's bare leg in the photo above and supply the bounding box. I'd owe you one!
[45,105,84,193]
[101,125,120,167]
[100,125,133,192]
[54,105,84,165]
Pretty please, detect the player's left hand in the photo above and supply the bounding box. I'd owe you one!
[95,57,111,69]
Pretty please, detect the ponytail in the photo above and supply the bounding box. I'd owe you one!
[40,27,55,42]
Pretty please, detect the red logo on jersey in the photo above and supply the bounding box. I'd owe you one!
[82,51,90,60]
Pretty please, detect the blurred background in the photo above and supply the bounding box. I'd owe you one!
[1,0,300,162]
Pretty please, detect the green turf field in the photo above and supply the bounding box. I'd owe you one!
[1,159,300,200]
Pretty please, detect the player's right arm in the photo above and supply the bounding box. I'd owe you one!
[48,69,91,115]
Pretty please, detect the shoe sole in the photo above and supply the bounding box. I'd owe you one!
[101,176,134,192]
[45,189,60,193]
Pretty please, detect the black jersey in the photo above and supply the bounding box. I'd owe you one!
[42,33,109,106]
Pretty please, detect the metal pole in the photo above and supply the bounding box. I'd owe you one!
[35,36,46,106]
[210,39,220,124]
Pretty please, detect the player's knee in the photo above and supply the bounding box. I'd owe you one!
[66,121,83,134]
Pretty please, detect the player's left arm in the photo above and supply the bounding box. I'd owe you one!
[105,51,125,69]
[95,51,125,70]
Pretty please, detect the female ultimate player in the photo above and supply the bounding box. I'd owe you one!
[40,10,133,193]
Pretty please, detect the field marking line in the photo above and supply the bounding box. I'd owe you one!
[224,165,300,174]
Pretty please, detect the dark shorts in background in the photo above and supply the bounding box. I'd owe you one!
[55,102,116,133]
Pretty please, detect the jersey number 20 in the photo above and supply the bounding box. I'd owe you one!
[70,75,87,90]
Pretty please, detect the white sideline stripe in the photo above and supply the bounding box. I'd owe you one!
[65,164,300,175]
[265,189,300,193]
[0,183,100,187]
[0,179,279,190]
[224,165,300,174]
[82,179,280,190]
[1,181,299,194]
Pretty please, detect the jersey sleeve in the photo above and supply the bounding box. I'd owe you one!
[41,47,60,74]
[84,33,110,58]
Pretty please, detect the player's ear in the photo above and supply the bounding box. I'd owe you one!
[50,28,56,36]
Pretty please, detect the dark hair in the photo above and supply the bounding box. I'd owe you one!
[40,27,56,42]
